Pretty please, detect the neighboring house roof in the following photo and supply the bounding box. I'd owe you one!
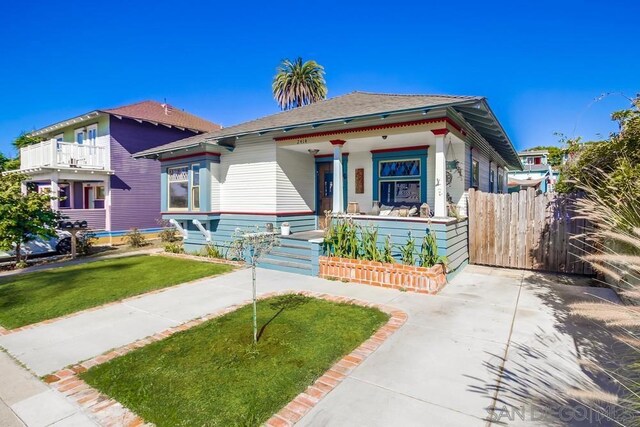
[134,91,521,169]
[514,164,551,173]
[30,100,220,136]
[102,101,221,133]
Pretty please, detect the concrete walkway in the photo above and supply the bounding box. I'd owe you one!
[0,351,96,426]
[0,265,625,425]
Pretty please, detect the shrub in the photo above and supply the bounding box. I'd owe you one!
[382,235,395,264]
[159,227,179,243]
[76,230,97,255]
[201,243,225,259]
[164,242,184,254]
[123,228,147,248]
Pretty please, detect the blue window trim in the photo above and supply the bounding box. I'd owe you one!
[314,155,348,214]
[372,149,427,205]
[161,155,216,212]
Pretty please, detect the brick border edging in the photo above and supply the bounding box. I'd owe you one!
[319,256,448,295]
[0,254,238,337]
[44,291,407,427]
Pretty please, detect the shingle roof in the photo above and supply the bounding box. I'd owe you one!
[101,100,221,132]
[134,92,481,154]
[217,91,479,137]
[133,91,521,169]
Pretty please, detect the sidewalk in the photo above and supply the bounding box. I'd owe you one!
[0,351,96,426]
[0,265,624,425]
[0,247,163,279]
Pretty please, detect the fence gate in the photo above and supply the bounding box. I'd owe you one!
[467,188,593,275]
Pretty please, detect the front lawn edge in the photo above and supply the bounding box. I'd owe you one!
[44,290,407,427]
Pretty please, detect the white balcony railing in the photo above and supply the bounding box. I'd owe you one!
[20,139,108,170]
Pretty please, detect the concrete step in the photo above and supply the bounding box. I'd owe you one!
[263,250,312,263]
[258,258,313,276]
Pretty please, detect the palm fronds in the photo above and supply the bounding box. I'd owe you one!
[272,57,327,110]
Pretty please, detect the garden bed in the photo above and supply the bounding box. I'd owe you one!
[319,256,447,294]
[73,294,392,426]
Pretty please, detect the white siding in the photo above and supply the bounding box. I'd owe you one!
[210,161,221,211]
[276,147,315,212]
[219,139,277,212]
[347,152,373,212]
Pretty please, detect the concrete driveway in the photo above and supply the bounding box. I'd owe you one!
[0,264,627,426]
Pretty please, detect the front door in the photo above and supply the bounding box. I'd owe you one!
[84,186,95,209]
[317,162,333,228]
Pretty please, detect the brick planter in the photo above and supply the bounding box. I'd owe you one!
[319,256,447,294]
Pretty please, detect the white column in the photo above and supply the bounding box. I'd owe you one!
[104,177,112,231]
[432,130,448,218]
[20,181,27,195]
[330,140,345,213]
[50,177,60,211]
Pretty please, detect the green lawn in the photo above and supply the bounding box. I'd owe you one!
[0,255,233,329]
[81,295,388,426]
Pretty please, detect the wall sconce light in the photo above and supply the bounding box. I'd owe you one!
[308,149,320,155]
[381,135,388,140]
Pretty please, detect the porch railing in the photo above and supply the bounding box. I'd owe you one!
[20,139,108,170]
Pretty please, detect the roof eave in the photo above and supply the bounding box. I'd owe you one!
[205,97,484,142]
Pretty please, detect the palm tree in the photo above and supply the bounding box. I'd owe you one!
[272,57,327,110]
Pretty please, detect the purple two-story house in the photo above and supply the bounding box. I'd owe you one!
[16,100,220,241]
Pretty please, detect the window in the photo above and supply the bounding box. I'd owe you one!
[498,169,504,193]
[378,159,421,206]
[168,166,189,210]
[75,128,84,144]
[471,159,479,188]
[59,184,71,209]
[87,124,98,145]
[95,186,105,201]
[489,169,495,192]
[191,165,200,211]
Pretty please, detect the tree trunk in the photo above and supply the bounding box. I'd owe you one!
[15,242,21,263]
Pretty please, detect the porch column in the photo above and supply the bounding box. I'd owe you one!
[330,139,346,213]
[431,129,448,217]
[20,181,27,196]
[50,177,60,211]
[104,177,112,231]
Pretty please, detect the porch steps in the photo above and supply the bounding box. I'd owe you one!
[257,239,315,276]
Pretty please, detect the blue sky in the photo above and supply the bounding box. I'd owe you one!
[0,0,637,157]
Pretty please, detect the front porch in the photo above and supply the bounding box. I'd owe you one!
[277,118,468,222]
[22,170,112,231]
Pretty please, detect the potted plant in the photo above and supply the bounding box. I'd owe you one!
[281,222,291,236]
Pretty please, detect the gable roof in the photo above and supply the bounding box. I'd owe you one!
[30,100,220,136]
[134,91,520,168]
[101,101,221,133]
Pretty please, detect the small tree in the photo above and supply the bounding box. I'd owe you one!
[0,173,59,264]
[229,227,278,344]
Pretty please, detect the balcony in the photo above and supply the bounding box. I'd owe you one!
[20,140,108,171]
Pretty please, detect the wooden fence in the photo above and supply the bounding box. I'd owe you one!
[468,188,593,275]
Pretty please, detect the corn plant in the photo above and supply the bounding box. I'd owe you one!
[324,216,359,259]
[419,231,447,268]
[382,235,395,264]
[360,225,383,262]
[399,232,416,266]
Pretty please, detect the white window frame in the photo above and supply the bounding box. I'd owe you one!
[471,159,480,188]
[74,128,85,144]
[167,166,189,211]
[191,165,200,211]
[86,124,98,145]
[58,183,73,209]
